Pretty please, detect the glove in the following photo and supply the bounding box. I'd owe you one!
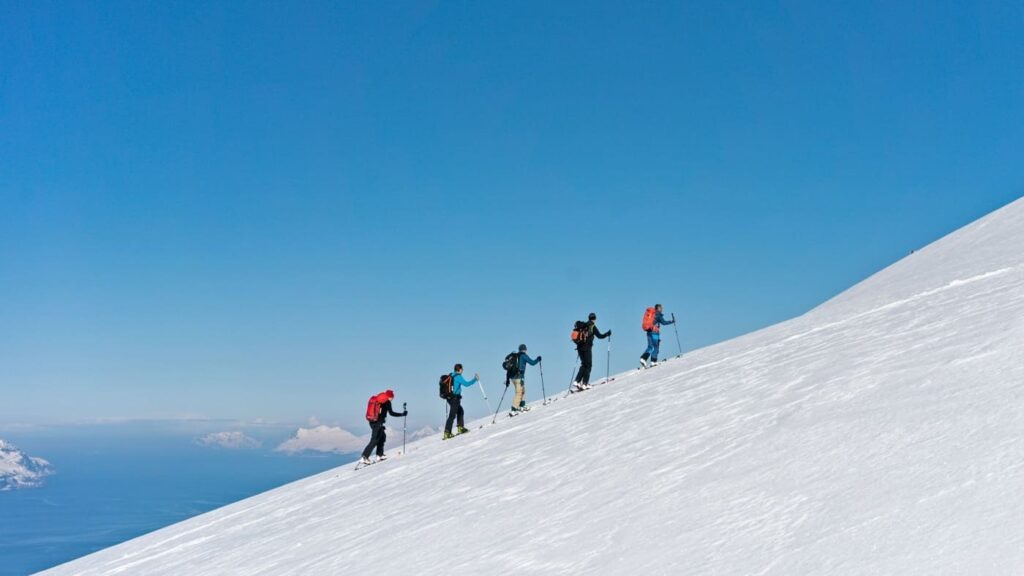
[505,380,510,388]
[537,356,542,362]
[607,330,613,337]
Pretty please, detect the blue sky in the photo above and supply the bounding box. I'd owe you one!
[2,1,1021,430]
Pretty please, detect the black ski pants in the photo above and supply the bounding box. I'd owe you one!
[576,348,594,384]
[361,420,387,459]
[444,395,464,434]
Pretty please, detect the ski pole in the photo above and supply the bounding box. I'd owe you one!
[492,382,509,424]
[539,360,548,405]
[606,335,612,383]
[402,402,407,455]
[477,377,493,416]
[565,355,580,397]
[672,313,682,356]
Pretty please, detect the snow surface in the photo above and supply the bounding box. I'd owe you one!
[43,199,1024,575]
[0,439,54,491]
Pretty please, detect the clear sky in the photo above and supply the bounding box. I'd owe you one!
[2,1,1021,430]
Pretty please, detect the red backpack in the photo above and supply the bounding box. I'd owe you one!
[642,307,656,332]
[365,393,386,422]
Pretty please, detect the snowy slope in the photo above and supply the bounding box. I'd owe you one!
[43,199,1024,575]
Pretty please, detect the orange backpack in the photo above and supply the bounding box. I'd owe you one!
[642,307,656,331]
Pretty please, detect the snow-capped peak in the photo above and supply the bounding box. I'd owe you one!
[0,439,55,491]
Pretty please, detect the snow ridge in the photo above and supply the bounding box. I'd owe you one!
[43,198,1024,575]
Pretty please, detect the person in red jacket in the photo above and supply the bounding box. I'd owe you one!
[360,390,407,465]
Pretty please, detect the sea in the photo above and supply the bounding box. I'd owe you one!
[0,425,354,575]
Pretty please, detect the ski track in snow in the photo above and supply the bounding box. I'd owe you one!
[42,198,1024,576]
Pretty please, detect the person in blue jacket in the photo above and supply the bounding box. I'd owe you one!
[508,344,541,415]
[640,304,675,368]
[443,364,479,440]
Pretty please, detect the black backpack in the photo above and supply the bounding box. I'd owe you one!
[571,320,590,345]
[502,352,521,380]
[439,373,454,399]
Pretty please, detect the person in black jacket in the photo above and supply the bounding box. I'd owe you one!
[573,312,611,391]
[360,389,407,465]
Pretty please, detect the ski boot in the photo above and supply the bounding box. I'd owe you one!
[457,426,470,435]
[443,431,454,440]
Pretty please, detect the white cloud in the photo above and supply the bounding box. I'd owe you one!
[275,425,366,455]
[195,431,262,450]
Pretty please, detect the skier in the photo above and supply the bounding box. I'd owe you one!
[573,312,611,391]
[507,344,541,415]
[443,364,480,440]
[360,389,408,465]
[639,304,675,368]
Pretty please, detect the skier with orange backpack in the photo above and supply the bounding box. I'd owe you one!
[360,389,408,465]
[639,304,675,369]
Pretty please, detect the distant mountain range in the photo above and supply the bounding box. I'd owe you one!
[0,439,54,491]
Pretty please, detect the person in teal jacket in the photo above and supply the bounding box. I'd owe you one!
[508,344,541,414]
[444,364,479,439]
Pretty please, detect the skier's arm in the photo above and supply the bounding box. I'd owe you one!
[455,374,477,388]
[386,402,404,417]
[523,354,540,366]
[657,313,674,326]
[595,326,610,339]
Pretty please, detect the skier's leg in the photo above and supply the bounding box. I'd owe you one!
[361,422,379,459]
[377,427,387,457]
[512,378,524,408]
[652,333,661,362]
[444,398,457,434]
[455,396,465,429]
[580,349,593,384]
